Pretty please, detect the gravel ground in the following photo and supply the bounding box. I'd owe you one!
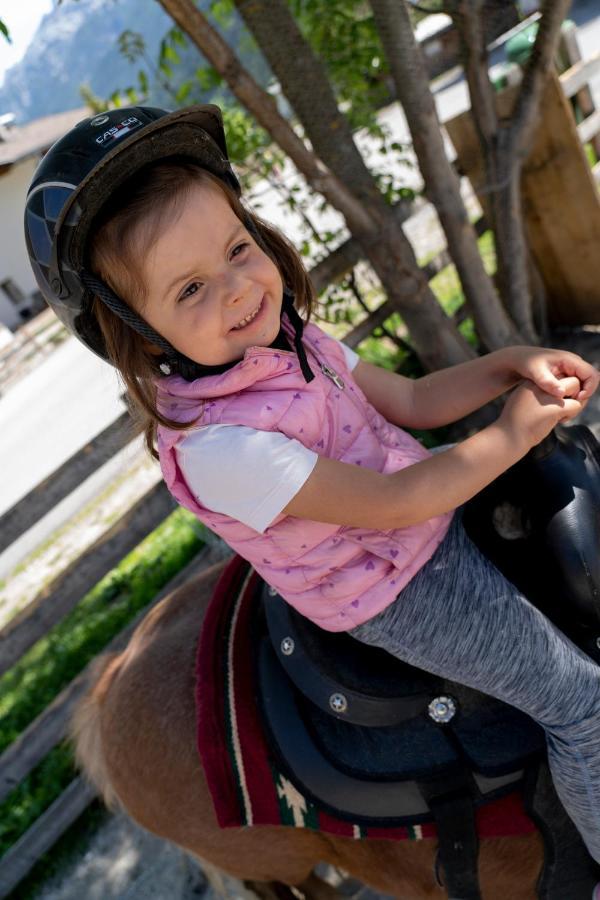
[31,813,242,900]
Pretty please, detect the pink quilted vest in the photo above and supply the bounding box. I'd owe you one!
[157,321,452,631]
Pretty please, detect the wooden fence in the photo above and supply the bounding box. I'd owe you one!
[1,29,599,899]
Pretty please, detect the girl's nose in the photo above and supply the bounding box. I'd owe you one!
[221,270,247,307]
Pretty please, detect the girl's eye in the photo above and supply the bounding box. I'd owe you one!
[231,242,249,259]
[179,281,203,302]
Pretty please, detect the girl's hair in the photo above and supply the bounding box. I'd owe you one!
[88,159,315,458]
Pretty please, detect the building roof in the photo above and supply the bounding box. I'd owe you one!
[0,107,89,170]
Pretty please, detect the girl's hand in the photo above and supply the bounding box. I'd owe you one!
[506,346,600,405]
[500,376,584,450]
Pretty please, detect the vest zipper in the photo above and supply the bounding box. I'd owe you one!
[320,363,345,390]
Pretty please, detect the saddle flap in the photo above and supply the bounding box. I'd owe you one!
[464,424,600,632]
[526,425,600,627]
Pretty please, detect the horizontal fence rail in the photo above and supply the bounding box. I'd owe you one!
[0,411,135,555]
[0,480,176,677]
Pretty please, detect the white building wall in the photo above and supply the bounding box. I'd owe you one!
[0,157,39,329]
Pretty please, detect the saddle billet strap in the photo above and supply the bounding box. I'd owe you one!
[522,760,600,899]
[418,773,481,900]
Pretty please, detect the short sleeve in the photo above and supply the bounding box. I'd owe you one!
[176,424,318,533]
[334,337,359,372]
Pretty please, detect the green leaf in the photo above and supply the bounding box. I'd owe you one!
[209,0,235,27]
[168,26,186,47]
[195,65,222,91]
[163,43,181,65]
[0,19,11,43]
[175,81,192,103]
[118,29,145,63]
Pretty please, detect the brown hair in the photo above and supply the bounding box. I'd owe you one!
[88,160,315,458]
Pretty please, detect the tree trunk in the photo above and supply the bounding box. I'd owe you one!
[369,0,522,351]
[487,141,536,340]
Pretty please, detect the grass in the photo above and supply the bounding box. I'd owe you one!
[0,506,208,864]
[584,142,598,169]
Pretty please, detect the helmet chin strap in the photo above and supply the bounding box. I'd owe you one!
[81,272,315,383]
[279,289,315,383]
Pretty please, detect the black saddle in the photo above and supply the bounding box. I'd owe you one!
[255,425,600,900]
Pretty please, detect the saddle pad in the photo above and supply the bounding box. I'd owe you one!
[195,554,537,841]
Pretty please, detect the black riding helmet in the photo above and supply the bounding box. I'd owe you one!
[24,104,314,382]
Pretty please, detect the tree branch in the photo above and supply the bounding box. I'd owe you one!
[370,0,520,350]
[448,0,498,152]
[509,0,573,157]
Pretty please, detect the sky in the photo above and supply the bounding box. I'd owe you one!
[0,0,54,87]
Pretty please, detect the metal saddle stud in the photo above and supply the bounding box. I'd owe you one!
[428,695,457,724]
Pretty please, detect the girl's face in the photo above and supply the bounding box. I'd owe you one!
[139,183,284,367]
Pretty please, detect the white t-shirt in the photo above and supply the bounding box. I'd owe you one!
[176,339,360,533]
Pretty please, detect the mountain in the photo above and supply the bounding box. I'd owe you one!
[0,0,265,124]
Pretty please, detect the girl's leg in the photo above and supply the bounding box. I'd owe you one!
[350,513,600,863]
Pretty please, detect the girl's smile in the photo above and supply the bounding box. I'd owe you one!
[139,182,284,367]
[230,295,265,330]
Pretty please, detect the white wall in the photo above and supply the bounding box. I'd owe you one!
[0,157,39,330]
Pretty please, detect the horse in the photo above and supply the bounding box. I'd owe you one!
[71,555,544,899]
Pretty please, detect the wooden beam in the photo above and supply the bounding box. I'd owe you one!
[558,22,600,158]
[0,777,97,899]
[0,481,176,677]
[446,73,600,326]
[0,411,136,553]
[560,53,600,100]
[577,109,600,147]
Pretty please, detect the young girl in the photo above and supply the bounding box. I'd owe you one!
[25,104,600,870]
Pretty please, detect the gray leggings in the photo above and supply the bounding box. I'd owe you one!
[350,511,600,863]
